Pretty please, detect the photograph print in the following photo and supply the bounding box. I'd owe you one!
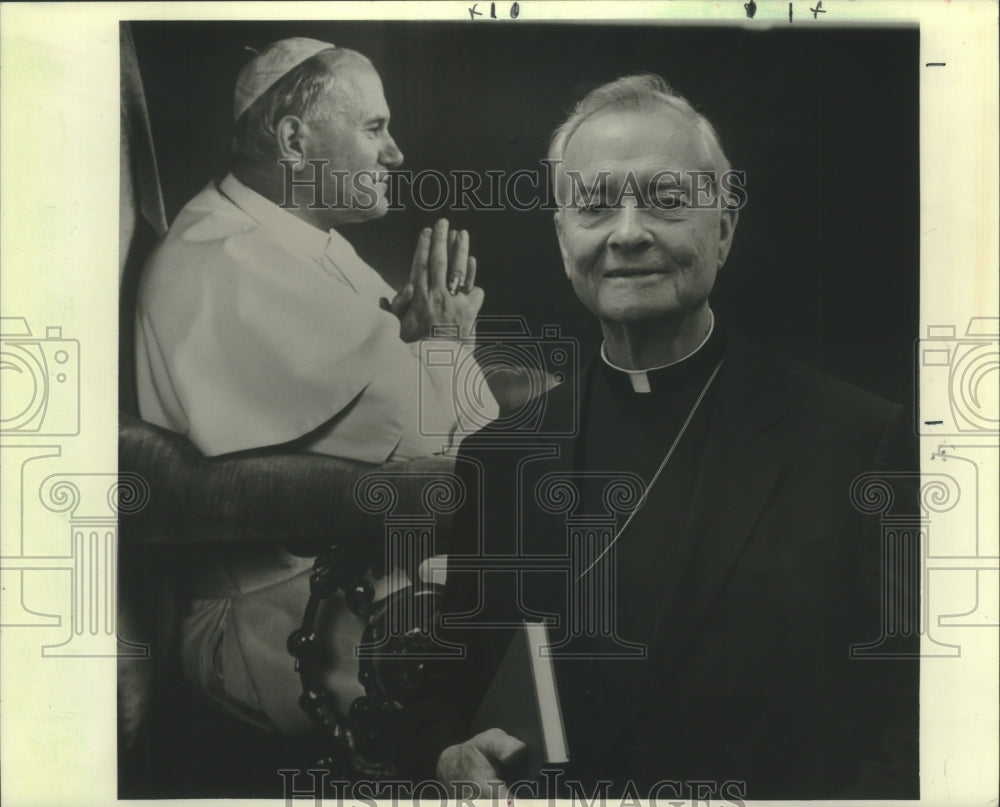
[117,15,921,802]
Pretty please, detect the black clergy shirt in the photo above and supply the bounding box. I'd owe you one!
[556,322,728,783]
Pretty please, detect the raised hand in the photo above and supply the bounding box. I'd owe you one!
[389,218,484,343]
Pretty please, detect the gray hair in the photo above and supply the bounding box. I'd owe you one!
[548,74,730,199]
[233,48,370,165]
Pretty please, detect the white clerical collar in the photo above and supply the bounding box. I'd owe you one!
[600,311,716,394]
[217,173,368,290]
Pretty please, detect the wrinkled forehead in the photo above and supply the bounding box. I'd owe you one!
[558,106,712,181]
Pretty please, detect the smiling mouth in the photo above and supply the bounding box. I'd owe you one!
[603,268,666,278]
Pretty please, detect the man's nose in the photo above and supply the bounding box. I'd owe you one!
[607,203,652,252]
[380,135,404,168]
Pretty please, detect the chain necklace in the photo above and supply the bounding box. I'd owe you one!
[576,357,724,580]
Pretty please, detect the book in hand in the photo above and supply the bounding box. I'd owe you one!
[469,621,569,778]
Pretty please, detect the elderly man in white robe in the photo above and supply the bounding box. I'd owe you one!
[135,38,497,734]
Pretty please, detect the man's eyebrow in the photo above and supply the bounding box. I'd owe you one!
[362,114,389,127]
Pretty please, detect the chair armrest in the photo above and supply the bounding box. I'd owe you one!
[118,412,456,549]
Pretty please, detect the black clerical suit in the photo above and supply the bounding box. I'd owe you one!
[403,327,919,800]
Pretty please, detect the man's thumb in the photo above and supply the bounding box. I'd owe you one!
[390,283,415,315]
[466,286,485,308]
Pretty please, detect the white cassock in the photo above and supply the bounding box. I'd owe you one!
[136,173,497,732]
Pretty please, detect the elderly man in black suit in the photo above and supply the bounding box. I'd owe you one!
[402,74,919,800]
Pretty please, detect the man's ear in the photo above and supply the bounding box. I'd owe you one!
[275,115,308,169]
[716,206,739,270]
[553,210,572,278]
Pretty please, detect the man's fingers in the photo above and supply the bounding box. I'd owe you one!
[436,742,507,798]
[448,230,470,294]
[496,740,527,767]
[428,218,450,290]
[410,227,432,289]
[463,255,477,293]
[473,727,528,766]
[447,229,458,291]
[437,732,524,800]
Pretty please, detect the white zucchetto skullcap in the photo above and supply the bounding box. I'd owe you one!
[233,37,337,121]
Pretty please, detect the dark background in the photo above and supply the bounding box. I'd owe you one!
[131,20,919,407]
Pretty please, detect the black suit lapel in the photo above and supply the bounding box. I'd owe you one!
[609,335,790,744]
